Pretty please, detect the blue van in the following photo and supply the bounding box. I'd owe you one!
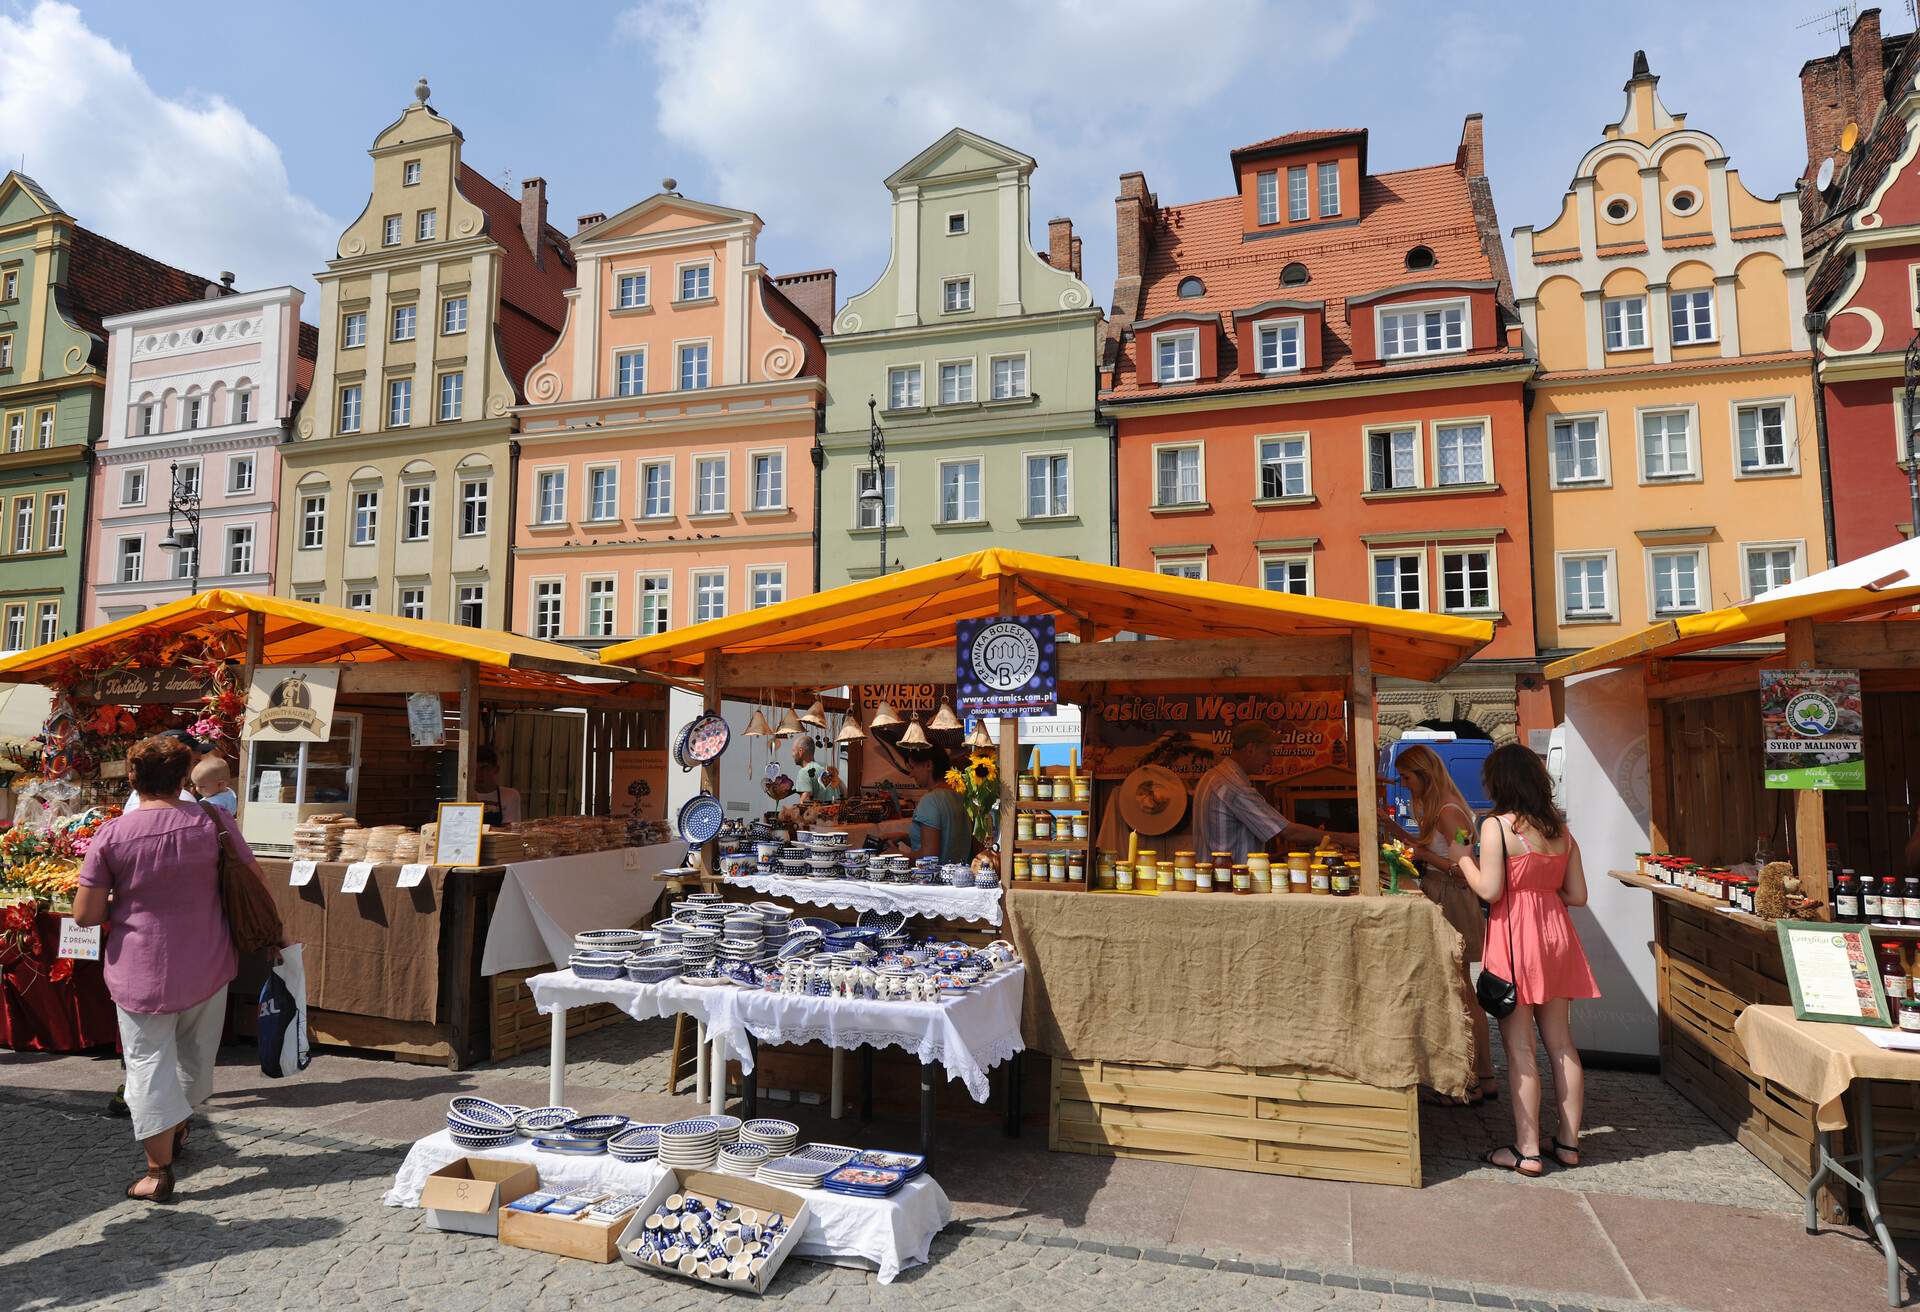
[1382,733,1494,836]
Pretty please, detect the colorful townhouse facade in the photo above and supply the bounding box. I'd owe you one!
[1513,55,1819,665]
[1799,10,1920,561]
[0,172,221,650]
[820,129,1107,584]
[87,287,314,624]
[1101,120,1545,743]
[281,80,572,628]
[510,186,829,645]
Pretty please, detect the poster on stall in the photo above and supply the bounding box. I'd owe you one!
[610,748,667,825]
[1082,689,1345,783]
[1761,669,1864,790]
[245,667,339,744]
[955,615,1057,717]
[406,692,446,747]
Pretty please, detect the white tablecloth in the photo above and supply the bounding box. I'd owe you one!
[526,965,1026,1103]
[384,1129,951,1282]
[481,844,687,976]
[724,872,1005,926]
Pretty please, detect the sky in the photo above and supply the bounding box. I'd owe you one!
[0,0,1888,312]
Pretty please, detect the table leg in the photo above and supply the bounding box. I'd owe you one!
[830,1048,845,1120]
[695,1019,708,1103]
[1855,1084,1900,1308]
[1003,1050,1022,1138]
[709,1030,727,1117]
[919,1059,936,1173]
[861,1046,874,1122]
[547,1006,566,1108]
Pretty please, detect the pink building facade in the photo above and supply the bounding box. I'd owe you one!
[89,286,312,624]
[511,190,829,644]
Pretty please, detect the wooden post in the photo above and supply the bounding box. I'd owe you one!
[456,662,480,803]
[1784,618,1830,903]
[1646,699,1670,855]
[702,655,725,881]
[1351,630,1381,896]
[996,577,1019,886]
[234,612,265,819]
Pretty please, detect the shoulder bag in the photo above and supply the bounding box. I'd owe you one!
[201,801,284,955]
[1475,819,1519,1019]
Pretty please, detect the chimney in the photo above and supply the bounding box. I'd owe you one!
[521,176,548,268]
[1801,8,1886,186]
[771,269,837,336]
[1110,172,1156,341]
[1070,236,1083,279]
[576,211,606,232]
[1047,217,1074,272]
[1455,113,1485,178]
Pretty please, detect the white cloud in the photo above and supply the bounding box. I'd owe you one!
[618,0,1374,297]
[0,2,337,299]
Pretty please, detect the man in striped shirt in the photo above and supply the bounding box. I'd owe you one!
[1192,722,1354,865]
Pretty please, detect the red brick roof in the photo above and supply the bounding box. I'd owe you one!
[1232,128,1365,157]
[1807,30,1920,309]
[293,320,320,402]
[456,163,575,401]
[60,227,220,365]
[1106,162,1519,398]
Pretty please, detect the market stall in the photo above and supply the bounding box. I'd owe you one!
[596,548,1491,1186]
[0,592,673,1065]
[1546,559,1920,1239]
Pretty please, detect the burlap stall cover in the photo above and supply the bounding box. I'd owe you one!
[263,862,447,1024]
[1008,889,1474,1099]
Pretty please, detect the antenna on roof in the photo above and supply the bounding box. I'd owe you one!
[1796,3,1856,44]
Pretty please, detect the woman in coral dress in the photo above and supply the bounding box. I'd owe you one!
[1459,744,1599,1177]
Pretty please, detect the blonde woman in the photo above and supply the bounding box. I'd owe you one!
[1388,744,1496,1104]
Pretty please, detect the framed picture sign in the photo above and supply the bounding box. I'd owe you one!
[1775,919,1893,1027]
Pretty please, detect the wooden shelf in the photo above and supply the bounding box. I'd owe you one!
[1015,799,1089,811]
[1604,868,1920,938]
[1015,840,1090,852]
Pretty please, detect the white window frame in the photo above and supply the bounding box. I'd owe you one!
[1645,546,1710,620]
[402,160,421,186]
[638,458,673,519]
[226,454,256,495]
[1156,555,1208,581]
[402,481,432,542]
[1252,317,1304,374]
[42,492,64,551]
[459,477,489,537]
[1376,297,1470,360]
[2,605,23,651]
[531,578,565,641]
[300,494,327,549]
[692,567,729,623]
[1256,433,1312,501]
[936,357,976,406]
[117,535,144,584]
[1363,422,1424,492]
[636,572,671,636]
[342,312,366,349]
[441,296,467,335]
[748,564,786,610]
[1023,451,1072,520]
[1739,539,1806,600]
[1152,329,1199,384]
[1437,544,1500,614]
[942,276,973,314]
[387,377,412,427]
[534,467,568,526]
[854,463,899,529]
[1256,170,1279,226]
[437,370,463,422]
[233,389,253,425]
[582,574,617,639]
[391,303,417,342]
[675,339,711,391]
[1602,295,1647,352]
[1547,412,1612,488]
[1636,404,1701,483]
[675,260,713,303]
[121,467,148,508]
[172,461,202,501]
[945,210,968,236]
[1555,549,1618,624]
[1669,287,1716,346]
[747,448,785,512]
[1151,441,1206,507]
[1731,396,1799,478]
[346,588,375,613]
[692,452,729,516]
[382,214,402,246]
[456,582,486,628]
[225,524,256,577]
[1286,165,1308,221]
[416,209,437,241]
[886,364,923,410]
[584,462,620,523]
[616,270,651,310]
[988,352,1029,401]
[34,601,59,646]
[1431,416,1493,488]
[1259,552,1315,596]
[397,585,428,622]
[1368,547,1428,611]
[614,347,647,398]
[1317,160,1341,217]
[937,457,985,525]
[351,486,380,546]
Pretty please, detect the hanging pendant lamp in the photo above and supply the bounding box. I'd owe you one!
[869,701,902,729]
[773,706,804,737]
[965,720,994,750]
[899,712,930,749]
[799,699,828,729]
[743,707,774,738]
[836,712,867,744]
[927,699,962,732]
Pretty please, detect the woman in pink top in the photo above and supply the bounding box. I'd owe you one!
[1459,744,1599,1178]
[75,734,249,1202]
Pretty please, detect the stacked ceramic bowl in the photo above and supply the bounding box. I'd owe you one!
[625,948,685,984]
[573,928,648,956]
[942,862,974,888]
[570,950,629,981]
[757,1151,838,1189]
[657,1117,723,1170]
[446,1096,518,1149]
[677,928,719,976]
[912,856,941,886]
[717,1142,771,1178]
[685,892,725,909]
[739,1118,800,1157]
[840,849,871,881]
[513,1105,577,1137]
[608,1124,661,1163]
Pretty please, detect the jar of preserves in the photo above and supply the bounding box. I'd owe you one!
[1882,875,1904,924]
[1016,813,1035,842]
[1116,861,1134,891]
[1864,877,1885,921]
[1834,873,1861,922]
[1048,853,1068,882]
[1036,776,1054,801]
[1291,862,1311,893]
[1157,861,1175,892]
[1072,815,1089,840]
[1012,854,1031,880]
[1068,855,1086,882]
[1234,864,1253,893]
[1071,776,1092,803]
[1330,862,1355,896]
[1034,812,1054,841]
[1881,941,1909,1002]
[1901,996,1920,1034]
[1310,861,1333,895]
[1017,775,1036,801]
[1195,863,1214,893]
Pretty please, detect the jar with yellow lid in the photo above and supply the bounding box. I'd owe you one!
[1034,812,1054,841]
[1290,862,1310,893]
[1068,855,1086,882]
[1013,853,1031,880]
[1017,775,1036,801]
[1174,849,1196,870]
[1071,776,1092,802]
[1116,861,1135,891]
[1310,861,1332,895]
[1072,815,1089,840]
[1249,864,1270,894]
[1016,813,1035,841]
[1247,851,1271,875]
[1288,851,1311,879]
[1036,776,1054,801]
[1195,862,1214,893]
[1048,853,1068,882]
[1157,861,1176,892]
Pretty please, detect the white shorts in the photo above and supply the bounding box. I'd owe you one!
[116,987,226,1142]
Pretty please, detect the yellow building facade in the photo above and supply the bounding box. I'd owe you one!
[281,79,571,627]
[1512,55,1823,660]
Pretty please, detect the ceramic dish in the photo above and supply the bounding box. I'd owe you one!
[447,1097,515,1129]
[677,793,726,845]
[531,1134,607,1155]
[675,712,733,769]
[513,1106,577,1136]
[564,1113,631,1139]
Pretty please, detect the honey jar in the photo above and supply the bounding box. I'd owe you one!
[1012,854,1031,880]
[1068,855,1086,882]
[1072,776,1092,802]
[1096,856,1117,890]
[1195,862,1214,893]
[1016,813,1035,841]
[1234,864,1253,893]
[1310,861,1331,895]
[1116,861,1135,891]
[1034,812,1054,841]
[1290,862,1310,893]
[1017,775,1036,801]
[1175,868,1197,894]
[1048,853,1068,882]
[1157,861,1176,892]
[1036,776,1055,801]
[1071,815,1089,840]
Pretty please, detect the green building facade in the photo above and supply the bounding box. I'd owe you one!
[820,130,1107,584]
[0,173,217,648]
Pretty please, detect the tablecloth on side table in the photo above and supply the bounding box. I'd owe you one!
[723,872,1005,927]
[481,844,688,977]
[383,1129,951,1282]
[1735,1003,1920,1131]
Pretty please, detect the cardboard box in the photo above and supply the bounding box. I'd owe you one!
[500,1196,643,1264]
[616,1169,811,1295]
[419,1157,540,1237]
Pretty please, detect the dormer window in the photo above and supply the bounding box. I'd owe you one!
[1287,166,1309,221]
[1317,162,1340,217]
[1379,298,1467,359]
[1177,277,1206,299]
[1405,246,1436,272]
[1153,330,1198,383]
[1256,171,1279,225]
[1281,263,1310,287]
[1254,320,1303,374]
[402,160,422,186]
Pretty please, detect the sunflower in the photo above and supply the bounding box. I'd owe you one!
[943,769,968,791]
[967,752,998,782]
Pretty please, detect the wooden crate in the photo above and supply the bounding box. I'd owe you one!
[489,966,625,1061]
[1050,1057,1420,1187]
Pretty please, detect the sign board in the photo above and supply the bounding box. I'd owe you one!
[406,692,447,747]
[56,917,100,961]
[396,862,429,889]
[956,615,1057,717]
[1777,919,1892,1026]
[77,666,207,704]
[289,860,317,887]
[434,802,485,867]
[246,667,340,744]
[610,748,667,825]
[1082,690,1346,783]
[856,683,947,718]
[1761,669,1864,790]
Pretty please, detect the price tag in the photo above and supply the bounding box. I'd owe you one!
[57,918,101,961]
[396,863,429,889]
[623,847,641,871]
[341,862,375,894]
[289,860,317,887]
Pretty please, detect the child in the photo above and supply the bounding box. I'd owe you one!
[190,756,238,814]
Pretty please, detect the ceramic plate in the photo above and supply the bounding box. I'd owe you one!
[677,793,726,845]
[680,712,732,767]
[447,1097,514,1129]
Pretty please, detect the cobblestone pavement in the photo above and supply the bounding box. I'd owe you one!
[1,1088,1695,1312]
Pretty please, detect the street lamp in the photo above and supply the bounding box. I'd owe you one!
[859,395,889,576]
[157,459,201,594]
[1904,333,1920,538]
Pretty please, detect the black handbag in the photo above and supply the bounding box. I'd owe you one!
[1476,821,1519,1019]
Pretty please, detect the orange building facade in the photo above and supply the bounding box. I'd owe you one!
[510,189,829,644]
[1103,122,1546,744]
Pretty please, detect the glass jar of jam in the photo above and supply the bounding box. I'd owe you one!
[1882,875,1905,925]
[1834,873,1861,922]
[1904,875,1920,924]
[1880,942,1909,1003]
[1864,877,1885,921]
[1901,996,1920,1034]
[1330,863,1355,896]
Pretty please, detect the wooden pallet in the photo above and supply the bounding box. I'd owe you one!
[1050,1057,1420,1187]
[489,966,624,1062]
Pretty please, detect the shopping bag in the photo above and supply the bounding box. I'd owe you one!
[258,943,310,1078]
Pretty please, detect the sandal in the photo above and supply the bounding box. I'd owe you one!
[1483,1145,1544,1177]
[1552,1137,1580,1167]
[127,1165,174,1203]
